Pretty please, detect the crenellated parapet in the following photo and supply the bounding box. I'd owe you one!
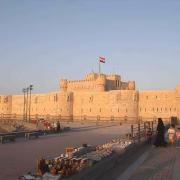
[59,72,135,92]
[59,79,68,92]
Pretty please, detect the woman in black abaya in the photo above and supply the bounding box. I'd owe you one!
[154,118,166,147]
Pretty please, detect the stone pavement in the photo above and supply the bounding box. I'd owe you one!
[127,145,180,180]
[0,123,131,180]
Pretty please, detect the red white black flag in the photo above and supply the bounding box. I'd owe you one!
[99,56,106,63]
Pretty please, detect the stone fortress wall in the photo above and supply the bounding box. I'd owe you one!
[0,72,179,122]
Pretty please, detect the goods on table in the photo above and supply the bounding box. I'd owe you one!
[21,138,132,180]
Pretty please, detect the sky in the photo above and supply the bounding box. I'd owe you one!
[0,0,180,95]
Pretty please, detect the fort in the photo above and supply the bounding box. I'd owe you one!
[0,72,180,122]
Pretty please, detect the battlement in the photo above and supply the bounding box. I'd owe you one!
[59,72,135,92]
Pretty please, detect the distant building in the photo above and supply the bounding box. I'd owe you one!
[0,72,179,122]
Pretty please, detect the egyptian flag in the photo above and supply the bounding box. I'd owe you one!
[99,56,106,63]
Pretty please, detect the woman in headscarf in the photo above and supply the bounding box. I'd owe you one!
[154,118,166,147]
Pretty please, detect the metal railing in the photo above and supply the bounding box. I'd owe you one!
[129,121,157,143]
[0,113,174,125]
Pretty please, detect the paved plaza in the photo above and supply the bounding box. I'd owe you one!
[0,123,130,180]
[115,145,180,180]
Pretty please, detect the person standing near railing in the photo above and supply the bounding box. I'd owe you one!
[168,124,176,145]
[57,121,61,132]
[154,118,166,147]
[146,128,152,144]
[176,127,180,147]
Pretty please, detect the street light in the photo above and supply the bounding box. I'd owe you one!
[22,88,27,121]
[29,85,33,122]
[26,87,29,122]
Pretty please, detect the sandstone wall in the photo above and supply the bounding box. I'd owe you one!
[73,90,138,121]
[0,95,12,115]
[138,90,177,121]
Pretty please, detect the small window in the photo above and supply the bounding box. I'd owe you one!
[152,108,154,112]
[4,97,8,103]
[157,108,158,112]
[126,108,128,113]
[146,96,148,100]
[118,108,119,113]
[170,108,171,112]
[54,94,58,102]
[67,96,70,101]
[156,96,158,99]
[99,108,101,112]
[90,108,91,112]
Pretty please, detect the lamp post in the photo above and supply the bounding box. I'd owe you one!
[22,88,27,121]
[29,85,33,122]
[26,87,29,122]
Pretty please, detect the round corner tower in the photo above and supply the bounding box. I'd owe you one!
[96,74,106,91]
[60,79,68,92]
[128,81,136,90]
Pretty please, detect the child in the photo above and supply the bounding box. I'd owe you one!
[168,124,176,145]
[176,127,180,147]
[146,128,152,144]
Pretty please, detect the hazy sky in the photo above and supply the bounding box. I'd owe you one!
[0,0,180,95]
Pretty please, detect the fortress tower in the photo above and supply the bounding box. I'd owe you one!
[60,79,68,92]
[96,74,106,91]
